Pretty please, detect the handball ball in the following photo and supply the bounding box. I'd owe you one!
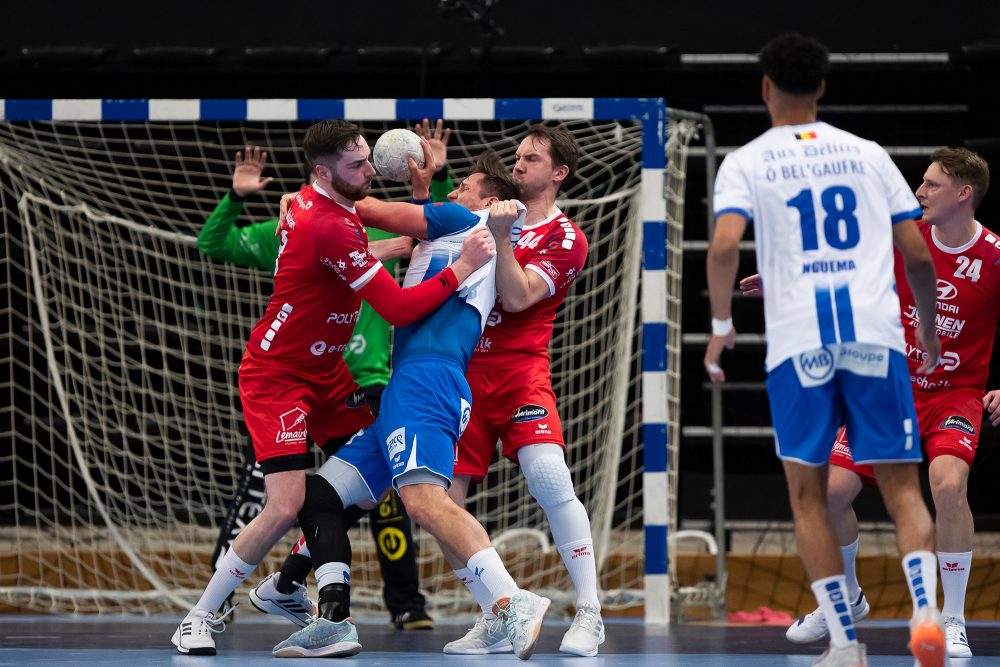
[373,128,424,182]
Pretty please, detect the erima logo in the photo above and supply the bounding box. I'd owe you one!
[937,279,958,300]
[940,415,975,435]
[571,546,592,559]
[511,404,549,422]
[474,566,485,577]
[942,561,966,572]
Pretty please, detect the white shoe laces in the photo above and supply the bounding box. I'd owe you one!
[569,606,601,634]
[943,616,966,641]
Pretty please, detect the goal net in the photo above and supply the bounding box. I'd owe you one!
[0,99,696,618]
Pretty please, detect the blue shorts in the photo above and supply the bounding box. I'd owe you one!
[766,344,920,466]
[333,357,472,496]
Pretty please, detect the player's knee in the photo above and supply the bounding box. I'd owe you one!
[397,480,446,527]
[523,454,578,512]
[298,474,346,534]
[930,473,967,512]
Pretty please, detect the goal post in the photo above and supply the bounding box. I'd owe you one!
[0,97,696,621]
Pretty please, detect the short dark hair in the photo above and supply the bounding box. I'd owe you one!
[524,123,579,193]
[469,149,519,201]
[303,119,364,168]
[759,33,830,95]
[931,147,991,210]
[301,162,315,186]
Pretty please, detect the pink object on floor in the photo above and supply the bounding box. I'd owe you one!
[727,606,795,625]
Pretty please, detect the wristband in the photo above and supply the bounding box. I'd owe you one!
[229,188,246,202]
[711,317,733,336]
[432,166,450,182]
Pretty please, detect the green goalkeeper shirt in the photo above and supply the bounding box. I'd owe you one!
[197,174,453,389]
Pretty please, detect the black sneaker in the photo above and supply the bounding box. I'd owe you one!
[390,608,434,631]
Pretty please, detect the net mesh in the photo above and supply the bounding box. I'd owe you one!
[0,114,695,616]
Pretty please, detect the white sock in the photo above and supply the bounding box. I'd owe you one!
[902,550,939,614]
[840,537,861,600]
[455,568,496,616]
[938,550,972,620]
[810,575,858,648]
[557,539,601,610]
[194,548,255,614]
[315,561,351,589]
[467,547,518,606]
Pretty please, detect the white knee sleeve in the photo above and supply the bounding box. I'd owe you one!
[316,457,376,508]
[521,449,576,512]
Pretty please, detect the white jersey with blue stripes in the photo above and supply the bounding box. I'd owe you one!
[713,121,922,371]
[392,201,524,369]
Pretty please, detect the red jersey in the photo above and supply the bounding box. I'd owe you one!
[897,220,1000,392]
[468,209,588,370]
[242,183,381,373]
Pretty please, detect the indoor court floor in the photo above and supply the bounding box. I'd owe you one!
[1,614,998,666]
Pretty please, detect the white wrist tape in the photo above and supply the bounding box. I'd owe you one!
[711,317,733,336]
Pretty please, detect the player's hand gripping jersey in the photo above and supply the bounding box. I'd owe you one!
[468,209,588,369]
[713,122,922,370]
[242,183,381,373]
[896,221,1000,392]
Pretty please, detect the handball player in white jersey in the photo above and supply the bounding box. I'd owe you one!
[704,33,946,667]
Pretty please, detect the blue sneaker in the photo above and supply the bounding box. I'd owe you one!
[272,617,362,658]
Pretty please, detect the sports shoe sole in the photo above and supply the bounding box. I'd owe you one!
[249,589,311,628]
[443,639,514,655]
[272,641,362,658]
[513,596,551,660]
[910,617,946,667]
[171,632,216,656]
[560,626,606,657]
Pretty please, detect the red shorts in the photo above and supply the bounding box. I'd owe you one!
[239,363,374,471]
[829,387,982,485]
[456,359,566,483]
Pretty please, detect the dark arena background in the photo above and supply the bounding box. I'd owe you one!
[2,1,1000,664]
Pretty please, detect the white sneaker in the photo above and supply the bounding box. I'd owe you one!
[813,642,867,666]
[942,616,972,658]
[494,589,551,660]
[171,608,228,655]
[787,590,870,644]
[249,571,314,628]
[443,614,513,654]
[560,604,605,656]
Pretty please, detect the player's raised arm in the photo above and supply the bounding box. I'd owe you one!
[893,218,940,373]
[355,197,431,239]
[704,212,745,382]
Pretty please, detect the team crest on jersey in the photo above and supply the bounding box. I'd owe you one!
[511,404,549,423]
[344,389,368,409]
[275,407,308,445]
[940,415,975,435]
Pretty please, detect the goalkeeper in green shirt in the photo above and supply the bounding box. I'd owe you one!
[200,121,454,631]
